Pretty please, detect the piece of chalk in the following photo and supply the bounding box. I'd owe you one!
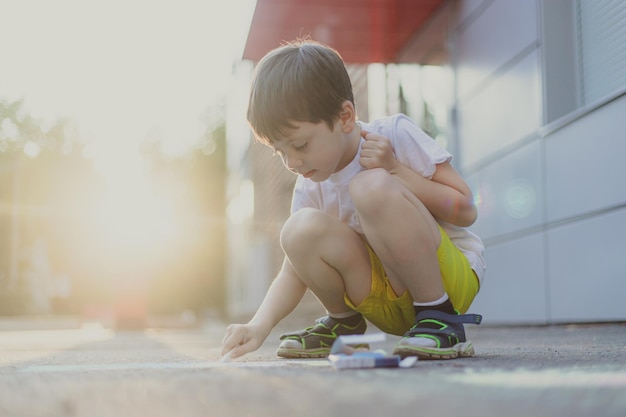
[220,349,234,363]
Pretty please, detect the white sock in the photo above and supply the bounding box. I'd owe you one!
[413,293,449,307]
[328,310,360,319]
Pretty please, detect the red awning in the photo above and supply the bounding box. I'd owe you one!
[243,0,446,64]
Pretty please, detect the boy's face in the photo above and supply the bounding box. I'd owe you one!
[270,119,355,182]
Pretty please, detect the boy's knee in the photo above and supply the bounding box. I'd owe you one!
[280,208,327,250]
[349,169,395,212]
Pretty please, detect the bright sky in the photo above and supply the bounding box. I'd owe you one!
[0,0,256,161]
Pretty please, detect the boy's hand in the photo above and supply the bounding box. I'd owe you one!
[221,323,268,360]
[359,130,399,172]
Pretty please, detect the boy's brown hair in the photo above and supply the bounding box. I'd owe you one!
[246,39,355,145]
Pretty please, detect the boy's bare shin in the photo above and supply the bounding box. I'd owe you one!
[281,208,373,312]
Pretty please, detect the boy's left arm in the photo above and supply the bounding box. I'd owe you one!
[427,161,477,227]
[360,131,477,227]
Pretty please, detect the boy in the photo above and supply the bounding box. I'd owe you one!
[221,39,485,361]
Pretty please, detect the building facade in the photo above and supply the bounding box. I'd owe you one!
[227,0,626,324]
[450,0,626,324]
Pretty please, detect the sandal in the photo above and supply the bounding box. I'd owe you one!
[393,310,482,360]
[277,315,368,358]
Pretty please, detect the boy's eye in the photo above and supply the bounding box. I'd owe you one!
[294,142,308,152]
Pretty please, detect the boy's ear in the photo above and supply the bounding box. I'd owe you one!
[339,101,357,132]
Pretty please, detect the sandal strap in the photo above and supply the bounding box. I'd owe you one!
[278,316,338,340]
[415,310,482,325]
[406,310,482,339]
[279,328,314,339]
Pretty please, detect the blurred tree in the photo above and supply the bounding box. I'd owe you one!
[0,97,229,318]
[142,109,228,317]
[0,98,106,314]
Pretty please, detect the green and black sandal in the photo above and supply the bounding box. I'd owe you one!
[277,315,368,359]
[393,310,482,360]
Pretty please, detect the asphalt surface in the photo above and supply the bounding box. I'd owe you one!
[0,316,625,417]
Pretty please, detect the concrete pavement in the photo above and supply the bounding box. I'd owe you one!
[0,316,625,417]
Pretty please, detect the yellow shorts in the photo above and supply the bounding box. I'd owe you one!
[344,226,480,336]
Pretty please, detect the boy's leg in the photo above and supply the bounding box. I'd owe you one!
[349,168,444,305]
[276,207,373,358]
[280,207,374,312]
[350,169,480,359]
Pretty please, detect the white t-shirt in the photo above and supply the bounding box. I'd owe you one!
[290,114,486,283]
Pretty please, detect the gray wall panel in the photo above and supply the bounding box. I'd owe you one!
[468,140,543,240]
[456,0,538,98]
[458,50,541,169]
[545,95,626,223]
[547,208,626,322]
[471,232,547,324]
[456,0,489,27]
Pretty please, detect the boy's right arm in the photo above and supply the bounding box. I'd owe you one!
[221,258,307,359]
